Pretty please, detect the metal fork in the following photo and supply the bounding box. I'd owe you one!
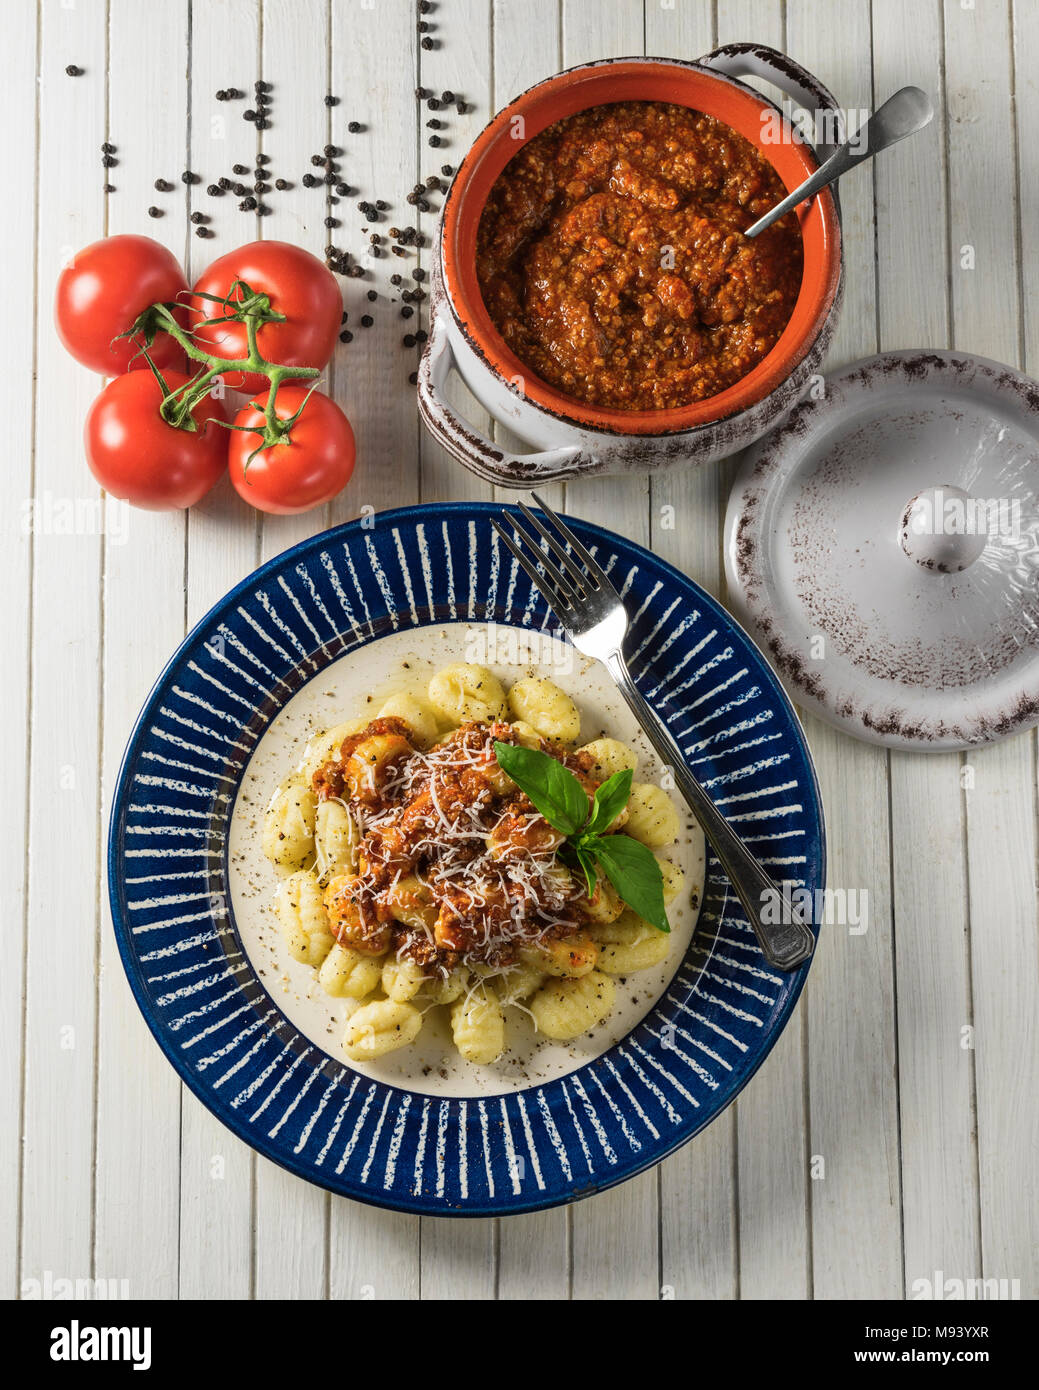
[491,494,816,972]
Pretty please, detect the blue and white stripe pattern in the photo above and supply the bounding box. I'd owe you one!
[109,503,825,1216]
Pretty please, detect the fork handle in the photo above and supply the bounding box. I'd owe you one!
[604,652,816,972]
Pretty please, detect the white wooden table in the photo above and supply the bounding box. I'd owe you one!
[7,0,1037,1301]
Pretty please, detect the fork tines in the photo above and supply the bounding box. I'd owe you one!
[490,492,611,612]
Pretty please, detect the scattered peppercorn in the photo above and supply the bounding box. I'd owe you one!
[103,183,115,193]
[401,306,414,319]
[426,119,442,130]
[324,94,339,106]
[415,86,430,99]
[360,315,373,327]
[348,120,363,133]
[255,79,271,92]
[412,268,426,280]
[181,170,200,184]
[233,163,249,174]
[195,226,211,238]
[154,177,172,192]
[256,203,270,214]
[391,246,407,257]
[216,89,229,100]
[325,216,339,228]
[65,65,83,77]
[275,178,291,190]
[366,289,377,301]
[147,206,162,217]
[403,333,417,346]
[390,273,403,285]
[101,154,117,167]
[310,154,324,166]
[239,196,257,210]
[416,329,428,343]
[455,100,467,116]
[190,211,207,224]
[408,371,418,384]
[339,329,353,342]
[232,182,248,196]
[256,152,270,165]
[101,141,115,154]
[254,180,269,194]
[441,91,455,102]
[441,164,454,176]
[255,116,271,130]
[225,87,244,99]
[427,97,441,110]
[323,171,337,185]
[428,135,441,148]
[302,173,317,187]
[335,182,352,196]
[324,144,341,157]
[243,109,257,122]
[206,183,222,196]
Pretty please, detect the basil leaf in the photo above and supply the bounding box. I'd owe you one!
[559,840,598,898]
[587,834,671,933]
[493,741,590,836]
[584,768,633,838]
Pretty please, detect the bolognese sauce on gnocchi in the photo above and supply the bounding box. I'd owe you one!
[260,664,687,1066]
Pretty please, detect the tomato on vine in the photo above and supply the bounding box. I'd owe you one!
[227,386,355,514]
[191,242,341,394]
[55,235,189,376]
[84,370,230,510]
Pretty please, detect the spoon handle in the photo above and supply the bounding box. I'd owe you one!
[744,85,934,238]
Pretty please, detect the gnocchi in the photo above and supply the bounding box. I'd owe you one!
[508,676,581,743]
[625,782,682,848]
[428,662,507,724]
[343,1000,424,1060]
[264,661,687,1067]
[530,971,616,1041]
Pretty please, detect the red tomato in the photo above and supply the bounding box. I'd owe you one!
[55,235,189,376]
[228,387,355,514]
[191,242,341,393]
[84,371,230,510]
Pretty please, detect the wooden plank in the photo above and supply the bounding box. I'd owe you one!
[415,0,498,1298]
[946,0,1039,1298]
[560,0,661,1301]
[647,0,747,1304]
[326,0,423,1300]
[714,0,813,1303]
[20,0,107,1294]
[177,0,263,1303]
[94,0,191,1301]
[784,0,903,1299]
[873,0,981,1295]
[416,0,495,507]
[249,0,334,1301]
[3,0,38,1303]
[490,0,570,1302]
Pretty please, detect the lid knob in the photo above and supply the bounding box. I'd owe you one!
[898,485,988,573]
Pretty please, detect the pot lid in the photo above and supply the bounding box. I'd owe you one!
[723,350,1039,750]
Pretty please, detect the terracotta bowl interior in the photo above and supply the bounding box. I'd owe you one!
[442,60,842,435]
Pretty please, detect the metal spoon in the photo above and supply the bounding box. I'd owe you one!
[744,85,934,238]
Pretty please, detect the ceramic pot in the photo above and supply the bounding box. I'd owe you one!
[417,43,845,486]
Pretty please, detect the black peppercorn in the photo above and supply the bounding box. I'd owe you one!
[391,246,406,257]
[403,333,417,347]
[195,226,211,238]
[206,184,221,196]
[232,182,248,196]
[366,289,377,301]
[243,109,257,121]
[256,203,270,215]
[455,100,467,116]
[256,152,270,165]
[412,268,426,281]
[101,141,115,154]
[102,154,117,167]
[255,117,270,130]
[65,65,83,77]
[324,216,339,228]
[408,371,418,385]
[325,94,339,106]
[390,274,403,285]
[339,329,353,342]
[239,196,257,210]
[255,79,271,92]
[421,38,435,50]
[302,173,317,187]
[275,178,290,190]
[360,315,373,327]
[181,170,199,184]
[190,211,206,224]
[428,136,441,148]
[415,86,430,99]
[441,91,454,103]
[426,119,442,130]
[216,89,229,100]
[233,163,248,174]
[335,182,353,196]
[348,121,363,133]
[147,206,162,217]
[324,144,341,157]
[441,164,454,176]
[416,329,428,343]
[103,183,115,193]
[154,177,172,191]
[427,97,441,110]
[401,307,414,319]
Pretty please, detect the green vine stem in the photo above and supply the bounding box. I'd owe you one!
[129,280,322,452]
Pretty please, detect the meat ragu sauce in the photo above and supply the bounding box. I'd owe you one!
[313,717,602,974]
[476,101,804,411]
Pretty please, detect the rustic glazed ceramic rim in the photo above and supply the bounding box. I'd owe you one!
[441,56,842,437]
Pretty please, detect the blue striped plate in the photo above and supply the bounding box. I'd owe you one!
[109,503,824,1216]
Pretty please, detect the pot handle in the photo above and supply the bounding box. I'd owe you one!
[698,42,846,157]
[416,314,600,487]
